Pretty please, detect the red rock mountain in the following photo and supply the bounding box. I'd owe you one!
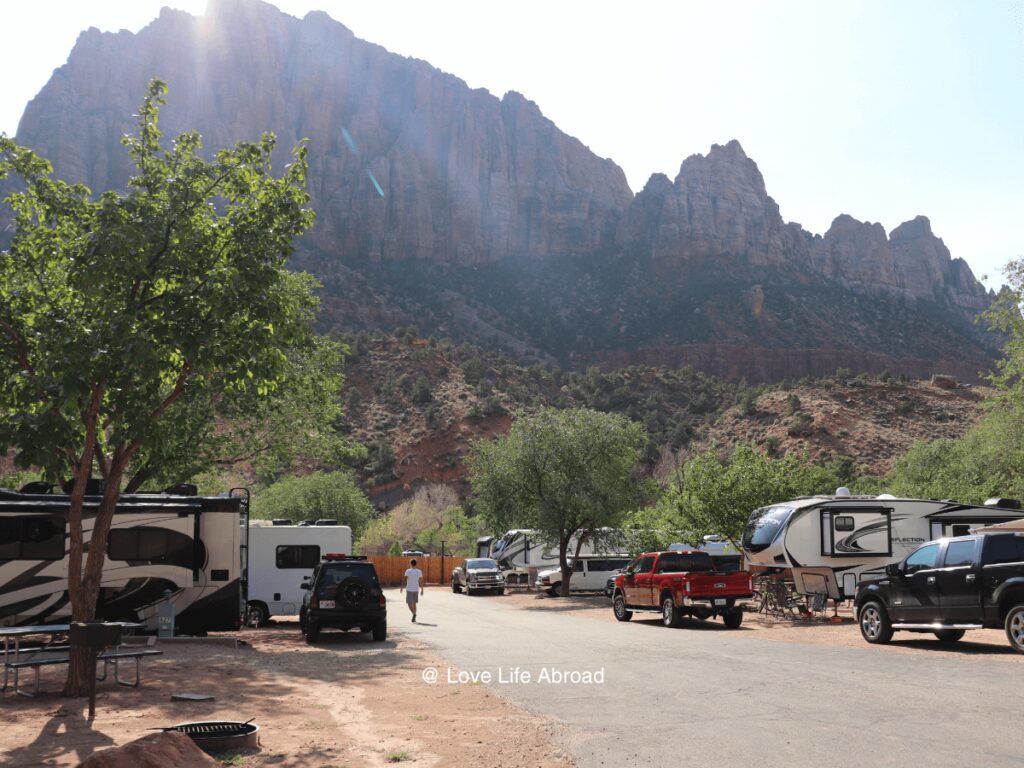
[11,0,999,381]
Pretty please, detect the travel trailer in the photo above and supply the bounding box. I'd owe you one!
[0,484,248,633]
[484,529,628,584]
[742,489,1024,600]
[246,520,352,624]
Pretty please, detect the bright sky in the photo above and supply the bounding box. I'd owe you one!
[1,1,1021,285]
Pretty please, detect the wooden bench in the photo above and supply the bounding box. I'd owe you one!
[5,648,163,697]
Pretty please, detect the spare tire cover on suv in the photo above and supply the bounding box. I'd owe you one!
[336,576,369,606]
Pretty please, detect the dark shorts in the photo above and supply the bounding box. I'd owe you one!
[406,590,419,605]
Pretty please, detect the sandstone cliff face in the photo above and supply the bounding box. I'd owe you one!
[10,0,999,381]
[16,0,631,266]
[622,141,992,311]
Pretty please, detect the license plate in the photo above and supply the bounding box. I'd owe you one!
[713,599,726,606]
[320,600,335,609]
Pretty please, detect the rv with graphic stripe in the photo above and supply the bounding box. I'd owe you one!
[0,485,247,633]
[742,491,1024,600]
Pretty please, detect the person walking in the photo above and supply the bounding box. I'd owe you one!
[400,558,424,622]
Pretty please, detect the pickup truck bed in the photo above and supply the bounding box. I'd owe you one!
[612,551,753,629]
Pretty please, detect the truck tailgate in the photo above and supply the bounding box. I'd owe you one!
[686,572,751,597]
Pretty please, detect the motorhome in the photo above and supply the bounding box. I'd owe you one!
[246,520,352,624]
[742,489,1024,600]
[0,484,248,633]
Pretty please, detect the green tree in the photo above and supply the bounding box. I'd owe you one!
[125,335,360,491]
[659,444,845,548]
[252,471,374,538]
[469,407,648,595]
[0,80,316,695]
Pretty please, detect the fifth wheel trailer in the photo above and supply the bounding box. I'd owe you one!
[742,491,1024,600]
[0,484,248,633]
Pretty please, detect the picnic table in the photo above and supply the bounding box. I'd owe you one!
[1,621,159,699]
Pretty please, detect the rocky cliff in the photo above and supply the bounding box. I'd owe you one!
[10,0,1000,382]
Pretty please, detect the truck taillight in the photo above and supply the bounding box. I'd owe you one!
[311,597,319,609]
[686,581,691,592]
[379,594,387,607]
[748,576,753,592]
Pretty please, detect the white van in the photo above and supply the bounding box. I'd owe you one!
[535,556,633,595]
[247,521,352,624]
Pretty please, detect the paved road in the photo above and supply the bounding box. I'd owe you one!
[395,590,1022,768]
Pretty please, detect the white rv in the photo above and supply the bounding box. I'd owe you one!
[246,521,352,624]
[0,484,247,633]
[486,529,626,584]
[742,490,1024,600]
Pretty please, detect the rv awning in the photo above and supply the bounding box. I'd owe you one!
[972,519,1024,534]
[927,507,1024,522]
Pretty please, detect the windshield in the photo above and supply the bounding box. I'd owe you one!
[465,558,498,569]
[742,506,794,553]
[656,552,714,572]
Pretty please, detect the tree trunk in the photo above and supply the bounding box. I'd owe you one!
[561,532,588,597]
[64,448,131,697]
[62,392,100,697]
[559,534,572,597]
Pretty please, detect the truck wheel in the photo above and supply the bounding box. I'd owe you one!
[661,596,681,628]
[304,620,320,644]
[858,601,893,644]
[1004,604,1024,652]
[613,593,632,622]
[723,609,743,629]
[372,621,387,642]
[452,577,462,593]
[546,584,561,598]
[934,629,965,643]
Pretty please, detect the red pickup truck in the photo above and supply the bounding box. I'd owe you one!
[612,550,753,628]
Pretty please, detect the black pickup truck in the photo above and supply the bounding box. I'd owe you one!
[855,531,1024,652]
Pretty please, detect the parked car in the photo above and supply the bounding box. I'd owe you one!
[855,531,1024,652]
[605,569,626,597]
[611,551,753,628]
[402,550,427,557]
[300,554,387,643]
[535,557,632,596]
[451,558,505,595]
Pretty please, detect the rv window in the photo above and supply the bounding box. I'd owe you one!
[904,543,940,573]
[943,539,977,568]
[834,516,855,532]
[276,545,321,569]
[0,515,65,560]
[108,527,194,567]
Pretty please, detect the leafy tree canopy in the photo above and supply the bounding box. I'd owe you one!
[252,471,374,538]
[469,407,649,593]
[659,444,856,547]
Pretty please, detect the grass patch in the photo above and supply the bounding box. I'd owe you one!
[410,714,428,721]
[217,755,246,767]
[385,751,412,763]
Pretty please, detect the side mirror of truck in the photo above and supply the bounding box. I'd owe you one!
[885,563,902,578]
[300,582,311,590]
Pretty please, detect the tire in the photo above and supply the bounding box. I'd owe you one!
[858,601,893,644]
[304,620,320,644]
[613,593,632,622]
[336,577,369,606]
[934,629,965,643]
[372,621,387,642]
[661,595,681,628]
[723,610,743,629]
[452,577,462,593]
[246,602,269,627]
[546,585,561,598]
[466,587,475,596]
[1004,603,1024,653]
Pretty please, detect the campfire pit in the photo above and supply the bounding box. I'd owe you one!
[162,720,260,754]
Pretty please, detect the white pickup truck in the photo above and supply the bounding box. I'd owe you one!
[535,556,632,596]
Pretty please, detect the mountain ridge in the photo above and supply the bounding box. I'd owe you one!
[10,0,1000,381]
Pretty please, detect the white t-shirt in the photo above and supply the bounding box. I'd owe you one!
[405,568,423,592]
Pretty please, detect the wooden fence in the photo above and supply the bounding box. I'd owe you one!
[366,555,466,586]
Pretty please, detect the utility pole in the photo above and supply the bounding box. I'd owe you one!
[440,540,446,586]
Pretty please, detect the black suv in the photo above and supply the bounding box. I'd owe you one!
[300,555,387,643]
[855,532,1024,652]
